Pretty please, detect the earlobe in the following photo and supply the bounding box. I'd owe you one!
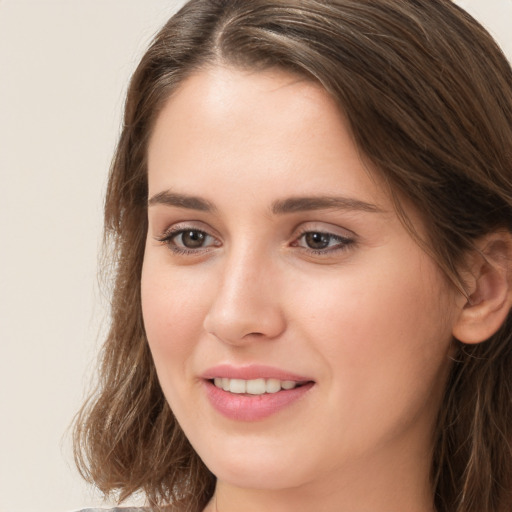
[452,231,512,344]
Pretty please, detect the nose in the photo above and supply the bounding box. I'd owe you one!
[203,251,286,345]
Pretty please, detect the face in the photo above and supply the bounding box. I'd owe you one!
[142,66,460,494]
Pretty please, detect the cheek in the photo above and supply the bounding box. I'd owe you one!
[290,253,455,424]
[296,271,445,348]
[141,257,211,383]
[141,266,214,432]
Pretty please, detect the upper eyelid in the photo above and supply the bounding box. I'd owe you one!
[162,226,211,239]
[156,227,220,256]
[292,222,356,239]
[293,231,354,247]
[153,221,356,245]
[155,221,219,239]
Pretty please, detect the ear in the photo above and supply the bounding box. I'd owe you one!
[452,230,512,344]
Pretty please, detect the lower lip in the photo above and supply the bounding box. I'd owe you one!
[203,380,315,421]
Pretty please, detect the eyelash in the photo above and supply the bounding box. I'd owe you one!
[156,226,219,255]
[156,225,355,257]
[292,228,355,255]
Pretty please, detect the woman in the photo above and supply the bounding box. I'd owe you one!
[74,1,512,511]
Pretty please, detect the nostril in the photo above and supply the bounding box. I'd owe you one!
[242,331,265,338]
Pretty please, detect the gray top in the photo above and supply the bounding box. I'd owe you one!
[78,509,148,512]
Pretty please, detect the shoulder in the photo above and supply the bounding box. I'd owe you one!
[76,508,149,512]
[75,506,182,512]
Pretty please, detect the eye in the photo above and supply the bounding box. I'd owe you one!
[293,230,354,254]
[303,232,334,250]
[174,229,211,249]
[156,226,220,254]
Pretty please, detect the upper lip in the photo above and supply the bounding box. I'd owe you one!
[201,364,313,382]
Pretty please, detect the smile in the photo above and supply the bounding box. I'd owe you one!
[201,365,315,420]
[204,377,315,421]
[212,377,302,395]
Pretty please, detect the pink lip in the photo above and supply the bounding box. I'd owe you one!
[201,364,312,382]
[201,364,315,421]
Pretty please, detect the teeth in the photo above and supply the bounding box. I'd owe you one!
[230,379,246,394]
[246,378,265,395]
[213,377,299,395]
[265,378,281,394]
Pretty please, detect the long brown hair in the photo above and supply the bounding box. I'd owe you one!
[74,1,512,511]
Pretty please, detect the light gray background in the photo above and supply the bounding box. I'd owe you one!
[0,1,510,512]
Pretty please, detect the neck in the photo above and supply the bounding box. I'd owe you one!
[204,437,437,512]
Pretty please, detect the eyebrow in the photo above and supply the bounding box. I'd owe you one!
[148,190,382,214]
[271,196,383,214]
[148,190,216,212]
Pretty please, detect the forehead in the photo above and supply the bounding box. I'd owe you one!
[147,65,387,210]
[152,65,334,133]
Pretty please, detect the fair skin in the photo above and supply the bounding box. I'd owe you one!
[141,66,466,512]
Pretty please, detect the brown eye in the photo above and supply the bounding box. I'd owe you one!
[157,226,219,255]
[304,232,331,250]
[294,230,354,254]
[177,230,208,248]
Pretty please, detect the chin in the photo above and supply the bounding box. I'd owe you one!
[211,462,306,491]
[197,441,313,490]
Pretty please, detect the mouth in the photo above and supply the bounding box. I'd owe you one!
[209,377,310,395]
[202,368,316,421]
[201,365,315,420]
